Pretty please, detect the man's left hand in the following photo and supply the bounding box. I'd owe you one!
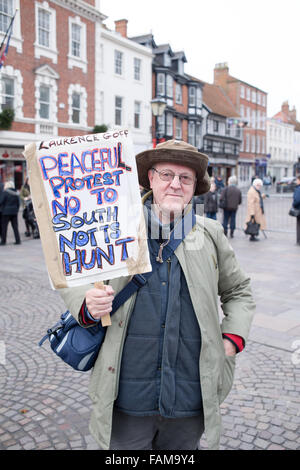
[223,338,236,356]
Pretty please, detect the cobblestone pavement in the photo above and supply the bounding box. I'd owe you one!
[0,204,299,450]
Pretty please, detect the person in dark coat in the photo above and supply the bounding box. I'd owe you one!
[0,181,21,245]
[220,175,242,238]
[204,182,218,219]
[293,175,300,245]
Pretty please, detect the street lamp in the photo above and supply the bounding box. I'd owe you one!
[151,97,167,147]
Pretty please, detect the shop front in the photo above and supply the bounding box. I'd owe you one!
[0,147,26,189]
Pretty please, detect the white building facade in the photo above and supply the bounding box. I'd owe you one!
[95,20,153,154]
[267,118,296,180]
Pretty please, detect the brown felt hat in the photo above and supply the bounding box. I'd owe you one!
[136,139,210,195]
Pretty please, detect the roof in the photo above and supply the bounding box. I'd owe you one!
[202,82,240,118]
[273,111,300,132]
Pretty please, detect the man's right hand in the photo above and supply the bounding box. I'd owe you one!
[85,285,115,320]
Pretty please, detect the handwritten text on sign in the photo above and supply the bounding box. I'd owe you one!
[35,130,148,285]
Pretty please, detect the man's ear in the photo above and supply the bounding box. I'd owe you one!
[148,169,154,189]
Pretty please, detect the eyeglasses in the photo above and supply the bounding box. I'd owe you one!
[151,168,196,186]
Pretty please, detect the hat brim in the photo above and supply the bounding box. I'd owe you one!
[136,148,211,195]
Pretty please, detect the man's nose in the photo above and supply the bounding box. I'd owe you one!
[170,175,182,189]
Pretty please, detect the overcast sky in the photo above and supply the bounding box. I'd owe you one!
[99,0,299,119]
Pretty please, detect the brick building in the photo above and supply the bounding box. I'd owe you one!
[214,63,268,186]
[0,0,104,188]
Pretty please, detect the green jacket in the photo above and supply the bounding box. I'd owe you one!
[58,216,255,450]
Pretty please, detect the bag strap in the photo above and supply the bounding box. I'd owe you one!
[111,208,196,315]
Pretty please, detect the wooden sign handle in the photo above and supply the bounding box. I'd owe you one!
[94,281,112,327]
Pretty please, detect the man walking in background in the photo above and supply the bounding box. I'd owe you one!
[220,175,242,238]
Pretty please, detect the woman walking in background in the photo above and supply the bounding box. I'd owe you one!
[245,178,267,242]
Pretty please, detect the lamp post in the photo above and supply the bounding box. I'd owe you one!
[151,97,167,148]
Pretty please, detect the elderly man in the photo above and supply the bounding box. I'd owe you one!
[59,140,255,450]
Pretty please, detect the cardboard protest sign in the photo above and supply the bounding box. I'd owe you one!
[23,129,152,293]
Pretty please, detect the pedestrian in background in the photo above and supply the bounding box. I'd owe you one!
[215,175,224,194]
[0,181,21,245]
[245,178,267,242]
[20,177,32,237]
[292,174,300,246]
[220,175,242,238]
[204,181,218,220]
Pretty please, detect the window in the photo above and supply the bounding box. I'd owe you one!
[240,104,244,117]
[166,75,173,98]
[71,23,81,57]
[196,88,202,108]
[166,113,173,136]
[157,114,165,136]
[134,101,141,128]
[251,90,256,103]
[0,0,13,33]
[246,87,250,101]
[134,58,141,81]
[115,50,123,75]
[38,8,50,47]
[195,123,201,148]
[175,118,182,139]
[72,92,80,123]
[115,96,122,125]
[246,134,250,152]
[175,83,182,104]
[251,135,255,153]
[39,85,50,119]
[157,73,165,95]
[188,121,195,145]
[189,87,195,106]
[213,120,219,133]
[240,85,245,99]
[1,76,14,110]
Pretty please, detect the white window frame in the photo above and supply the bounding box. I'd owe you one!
[39,84,50,120]
[0,0,22,53]
[166,112,173,136]
[175,118,182,139]
[114,50,123,76]
[115,96,123,126]
[34,64,59,135]
[189,86,196,106]
[188,121,195,145]
[240,85,245,99]
[196,88,202,108]
[134,57,141,81]
[195,123,201,148]
[0,65,23,118]
[246,87,250,101]
[157,73,165,96]
[68,83,87,127]
[175,83,182,104]
[166,75,173,98]
[68,16,87,73]
[34,1,57,63]
[134,101,141,129]
[1,75,14,110]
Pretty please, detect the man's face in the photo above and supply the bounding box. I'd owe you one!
[148,161,196,221]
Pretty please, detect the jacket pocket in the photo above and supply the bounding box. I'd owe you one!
[218,355,236,404]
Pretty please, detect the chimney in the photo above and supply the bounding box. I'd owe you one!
[214,62,229,89]
[281,100,289,116]
[115,19,128,38]
[289,106,297,121]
